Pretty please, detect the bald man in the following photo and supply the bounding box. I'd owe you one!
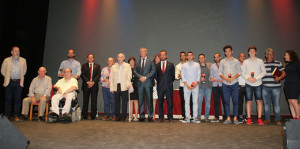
[20,67,52,121]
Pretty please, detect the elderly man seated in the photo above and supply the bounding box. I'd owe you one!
[49,68,78,117]
[20,67,52,121]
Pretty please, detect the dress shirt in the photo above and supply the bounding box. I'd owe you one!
[161,60,167,71]
[175,62,185,87]
[181,61,201,89]
[54,78,78,93]
[28,75,52,97]
[140,56,147,67]
[242,57,266,86]
[210,63,222,87]
[10,58,21,79]
[219,57,241,85]
[58,59,81,77]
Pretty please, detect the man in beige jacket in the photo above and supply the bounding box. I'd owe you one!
[109,53,132,121]
[1,46,27,121]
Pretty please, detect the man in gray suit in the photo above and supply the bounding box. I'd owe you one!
[134,47,156,122]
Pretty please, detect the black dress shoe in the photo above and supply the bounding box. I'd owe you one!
[63,113,69,116]
[19,115,28,121]
[159,119,165,122]
[115,117,120,121]
[38,116,44,122]
[49,112,59,118]
[139,118,145,122]
[168,118,173,123]
[121,117,126,121]
[148,118,154,122]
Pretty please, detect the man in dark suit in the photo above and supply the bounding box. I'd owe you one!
[81,54,101,120]
[156,50,175,122]
[134,47,156,122]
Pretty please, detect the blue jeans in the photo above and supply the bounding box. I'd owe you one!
[102,87,115,117]
[245,84,262,101]
[5,80,22,116]
[184,86,198,119]
[198,87,212,118]
[222,83,239,117]
[262,86,281,121]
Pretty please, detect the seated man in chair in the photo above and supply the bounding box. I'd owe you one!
[20,67,52,121]
[49,68,78,118]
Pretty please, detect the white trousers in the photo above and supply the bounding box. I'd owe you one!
[51,93,76,115]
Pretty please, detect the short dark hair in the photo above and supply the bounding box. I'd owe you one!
[187,51,193,55]
[68,49,75,54]
[11,46,20,51]
[198,54,205,57]
[285,50,299,62]
[248,46,257,52]
[180,51,186,56]
[214,53,221,57]
[223,45,232,52]
[160,50,167,55]
[128,57,136,63]
[87,54,95,58]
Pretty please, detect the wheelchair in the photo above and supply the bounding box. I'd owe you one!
[48,89,81,123]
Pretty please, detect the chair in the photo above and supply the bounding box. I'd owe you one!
[29,87,54,122]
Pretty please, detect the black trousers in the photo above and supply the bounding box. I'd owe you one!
[158,86,173,119]
[82,84,98,119]
[212,86,225,119]
[179,87,193,119]
[238,86,246,117]
[114,84,128,119]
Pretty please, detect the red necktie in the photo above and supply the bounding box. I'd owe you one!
[89,64,92,81]
[162,62,165,73]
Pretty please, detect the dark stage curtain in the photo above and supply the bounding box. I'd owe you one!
[0,0,49,114]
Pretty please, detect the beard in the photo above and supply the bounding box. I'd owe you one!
[68,55,75,59]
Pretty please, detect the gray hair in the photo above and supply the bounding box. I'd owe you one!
[265,48,273,55]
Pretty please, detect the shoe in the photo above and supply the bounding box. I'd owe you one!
[263,120,271,124]
[111,116,117,121]
[204,117,209,122]
[115,117,120,121]
[159,118,165,122]
[63,113,69,116]
[102,115,108,121]
[179,117,185,122]
[148,118,154,122]
[19,115,28,121]
[246,119,252,125]
[152,115,156,121]
[14,116,20,122]
[121,117,126,121]
[238,118,243,124]
[192,118,201,123]
[139,118,145,122]
[168,118,173,123]
[211,118,219,123]
[257,119,264,125]
[38,116,43,122]
[223,119,232,124]
[181,118,190,123]
[233,120,239,125]
[275,120,282,126]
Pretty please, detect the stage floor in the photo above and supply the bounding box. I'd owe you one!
[12,117,285,149]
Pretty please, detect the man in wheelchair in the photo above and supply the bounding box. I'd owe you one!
[48,68,78,120]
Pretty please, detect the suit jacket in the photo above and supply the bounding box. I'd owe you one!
[134,57,156,87]
[81,63,101,88]
[156,61,175,91]
[1,56,27,87]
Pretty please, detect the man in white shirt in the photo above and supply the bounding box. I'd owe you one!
[49,68,78,117]
[242,46,266,125]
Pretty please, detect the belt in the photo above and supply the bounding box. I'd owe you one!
[239,85,245,87]
[11,79,20,82]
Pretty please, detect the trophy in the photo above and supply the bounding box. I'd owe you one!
[228,73,232,78]
[201,74,206,83]
[191,82,196,87]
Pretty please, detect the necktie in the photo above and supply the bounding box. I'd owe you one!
[141,59,145,74]
[162,62,165,73]
[89,63,92,81]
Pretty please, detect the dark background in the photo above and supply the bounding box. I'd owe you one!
[1,0,300,115]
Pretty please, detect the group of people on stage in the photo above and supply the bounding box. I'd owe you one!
[1,45,300,125]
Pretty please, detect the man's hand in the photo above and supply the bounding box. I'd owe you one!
[40,95,46,101]
[59,73,64,78]
[186,84,192,90]
[274,77,281,83]
[224,77,231,83]
[87,81,95,88]
[178,73,181,78]
[210,78,214,82]
[139,76,146,82]
[62,92,67,98]
[248,77,257,83]
[31,97,36,104]
[58,88,62,94]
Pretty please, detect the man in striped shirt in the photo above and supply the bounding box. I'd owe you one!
[262,48,286,125]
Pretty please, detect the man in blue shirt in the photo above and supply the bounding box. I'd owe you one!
[58,49,81,79]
